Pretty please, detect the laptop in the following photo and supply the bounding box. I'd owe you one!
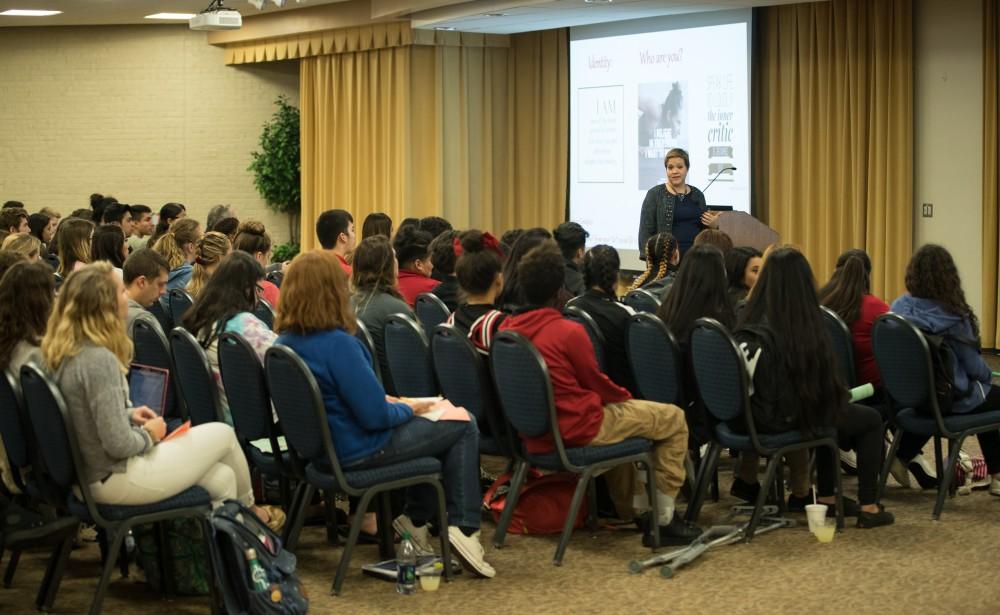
[128,363,170,416]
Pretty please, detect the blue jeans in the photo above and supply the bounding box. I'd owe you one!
[353,415,481,529]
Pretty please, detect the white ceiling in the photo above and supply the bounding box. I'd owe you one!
[0,0,810,32]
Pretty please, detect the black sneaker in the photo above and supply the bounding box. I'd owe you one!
[642,517,702,547]
[786,490,814,513]
[856,506,895,529]
[908,455,940,490]
[821,497,860,517]
[729,477,761,503]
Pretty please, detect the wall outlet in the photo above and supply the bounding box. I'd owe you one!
[922,203,933,217]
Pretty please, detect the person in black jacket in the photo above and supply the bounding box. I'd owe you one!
[430,230,461,311]
[553,221,589,297]
[734,247,894,528]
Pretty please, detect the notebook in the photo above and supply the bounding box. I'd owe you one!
[128,363,169,416]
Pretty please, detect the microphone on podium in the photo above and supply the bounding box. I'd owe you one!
[703,166,737,194]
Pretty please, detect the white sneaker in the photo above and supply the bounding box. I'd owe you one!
[392,515,435,556]
[447,527,496,578]
[989,476,1000,497]
[888,457,912,489]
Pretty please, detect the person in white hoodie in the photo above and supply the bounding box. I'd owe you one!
[891,244,1000,495]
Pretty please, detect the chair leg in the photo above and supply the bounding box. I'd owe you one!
[331,490,375,596]
[492,460,528,549]
[2,549,20,588]
[376,492,395,560]
[877,427,904,501]
[553,469,594,566]
[37,530,76,612]
[200,516,223,615]
[323,491,340,546]
[645,457,660,552]
[746,455,780,542]
[684,443,720,524]
[431,480,453,583]
[933,438,964,520]
[585,479,599,534]
[283,483,313,551]
[90,528,128,615]
[156,522,174,595]
[117,538,129,579]
[829,444,844,530]
[933,437,944,488]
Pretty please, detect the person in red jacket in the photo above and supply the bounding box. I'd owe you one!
[393,225,438,308]
[499,240,701,546]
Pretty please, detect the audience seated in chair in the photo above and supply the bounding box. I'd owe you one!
[429,229,461,311]
[629,232,679,302]
[553,221,589,298]
[733,247,893,528]
[90,224,127,272]
[361,212,392,241]
[417,216,452,243]
[122,249,169,336]
[152,217,201,295]
[182,252,277,425]
[1,233,42,263]
[274,250,496,578]
[187,231,231,299]
[692,228,734,257]
[56,218,94,277]
[146,202,186,248]
[891,244,1000,496]
[41,262,280,529]
[447,230,507,353]
[233,221,280,307]
[725,246,762,304]
[496,227,562,313]
[127,204,154,251]
[317,209,356,275]
[393,225,437,308]
[498,239,700,546]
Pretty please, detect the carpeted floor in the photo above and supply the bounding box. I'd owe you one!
[5,461,1000,615]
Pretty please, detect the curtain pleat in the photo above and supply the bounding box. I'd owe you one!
[982,0,1000,346]
[753,0,912,300]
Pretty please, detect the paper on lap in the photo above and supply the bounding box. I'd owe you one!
[403,397,471,422]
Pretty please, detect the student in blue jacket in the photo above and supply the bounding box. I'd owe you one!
[274,251,496,578]
[891,244,1000,496]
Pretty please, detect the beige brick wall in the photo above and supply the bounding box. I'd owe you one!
[0,24,300,245]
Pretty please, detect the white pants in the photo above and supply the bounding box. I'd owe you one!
[90,423,254,509]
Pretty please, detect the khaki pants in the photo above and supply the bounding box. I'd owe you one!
[589,399,688,520]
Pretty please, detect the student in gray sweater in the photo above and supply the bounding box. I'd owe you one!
[43,263,280,528]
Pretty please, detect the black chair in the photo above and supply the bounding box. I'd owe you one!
[822,306,856,388]
[168,288,194,326]
[254,299,275,330]
[684,318,844,537]
[562,305,607,372]
[0,370,79,612]
[264,345,452,595]
[168,328,224,425]
[626,313,683,405]
[354,320,382,384]
[217,333,293,509]
[384,313,438,398]
[130,319,184,421]
[414,293,450,340]
[431,324,516,459]
[490,331,659,564]
[19,364,215,615]
[873,313,1000,518]
[624,289,661,314]
[146,300,173,334]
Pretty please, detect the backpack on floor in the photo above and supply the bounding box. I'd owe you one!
[483,469,588,535]
[133,516,212,595]
[208,500,308,615]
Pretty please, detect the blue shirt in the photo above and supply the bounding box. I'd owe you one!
[672,194,703,255]
[275,328,413,465]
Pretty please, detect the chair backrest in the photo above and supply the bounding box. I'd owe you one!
[431,324,489,423]
[872,313,936,414]
[146,299,174,333]
[131,318,182,420]
[254,299,275,330]
[414,293,450,340]
[690,318,748,423]
[218,333,273,442]
[624,289,661,314]
[0,370,30,486]
[384,313,438,397]
[822,306,856,387]
[490,331,556,441]
[168,288,194,326]
[562,305,607,371]
[265,345,353,490]
[266,270,284,288]
[353,319,382,384]
[626,313,683,404]
[168,327,223,425]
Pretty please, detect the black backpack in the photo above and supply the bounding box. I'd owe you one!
[921,331,978,416]
[208,501,309,614]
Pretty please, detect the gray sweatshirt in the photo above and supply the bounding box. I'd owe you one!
[53,343,153,484]
[351,289,412,392]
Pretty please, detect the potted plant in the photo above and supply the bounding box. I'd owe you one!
[249,95,301,256]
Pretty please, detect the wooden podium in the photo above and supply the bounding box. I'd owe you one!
[717,211,779,252]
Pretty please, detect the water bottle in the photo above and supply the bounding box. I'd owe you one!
[246,548,269,592]
[396,532,417,595]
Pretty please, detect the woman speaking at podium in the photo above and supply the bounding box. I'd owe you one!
[638,148,719,257]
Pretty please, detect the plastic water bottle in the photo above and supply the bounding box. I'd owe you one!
[396,532,417,595]
[246,548,269,592]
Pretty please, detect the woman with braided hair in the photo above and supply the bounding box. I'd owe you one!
[187,231,232,299]
[629,232,679,301]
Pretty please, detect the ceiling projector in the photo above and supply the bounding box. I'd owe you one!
[190,0,243,31]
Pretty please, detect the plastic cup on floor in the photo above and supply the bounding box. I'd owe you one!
[814,520,836,543]
[805,504,828,533]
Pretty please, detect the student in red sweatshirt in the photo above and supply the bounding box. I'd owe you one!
[393,225,438,308]
[498,240,701,546]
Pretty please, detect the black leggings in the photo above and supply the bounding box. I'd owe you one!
[965,385,1000,474]
[817,403,883,505]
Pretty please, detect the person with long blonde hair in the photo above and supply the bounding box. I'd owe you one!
[1,233,42,262]
[187,231,231,299]
[152,217,201,291]
[43,262,281,527]
[56,218,94,276]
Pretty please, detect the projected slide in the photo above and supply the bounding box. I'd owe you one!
[569,14,750,267]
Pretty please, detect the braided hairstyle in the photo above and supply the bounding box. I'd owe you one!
[630,232,678,291]
[583,245,620,297]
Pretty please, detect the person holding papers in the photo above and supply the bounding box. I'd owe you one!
[638,148,720,257]
[274,251,496,579]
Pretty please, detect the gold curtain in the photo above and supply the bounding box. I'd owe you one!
[298,28,567,251]
[753,0,913,300]
[983,0,1000,347]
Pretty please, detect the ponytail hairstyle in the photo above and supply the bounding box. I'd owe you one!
[153,218,201,270]
[630,232,678,291]
[148,202,186,246]
[56,218,95,276]
[352,235,403,300]
[904,244,979,337]
[497,227,552,308]
[818,249,872,325]
[429,229,461,276]
[232,220,272,259]
[392,225,433,270]
[455,230,504,295]
[90,224,127,269]
[182,251,263,348]
[583,245,621,297]
[187,231,232,299]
